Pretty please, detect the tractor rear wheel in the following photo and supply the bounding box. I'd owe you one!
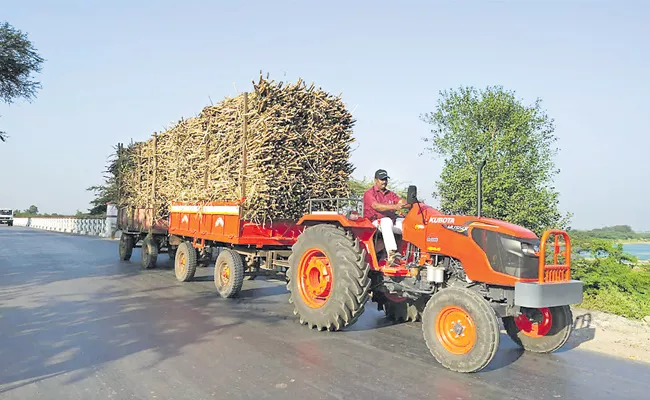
[214,249,244,298]
[287,224,370,331]
[174,242,197,282]
[141,235,158,269]
[119,234,134,261]
[422,287,500,373]
[373,291,424,322]
[503,306,573,353]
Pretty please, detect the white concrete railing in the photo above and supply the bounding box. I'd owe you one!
[12,204,120,239]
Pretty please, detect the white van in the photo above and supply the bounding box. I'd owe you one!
[0,208,14,226]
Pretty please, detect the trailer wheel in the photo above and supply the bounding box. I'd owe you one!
[503,306,573,353]
[119,234,134,261]
[422,287,500,373]
[287,224,370,331]
[214,249,244,298]
[174,242,197,282]
[141,236,158,269]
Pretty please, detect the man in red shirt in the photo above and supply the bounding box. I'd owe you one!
[363,169,409,265]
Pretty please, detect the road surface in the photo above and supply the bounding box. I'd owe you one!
[1,226,648,400]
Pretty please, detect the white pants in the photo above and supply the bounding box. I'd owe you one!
[373,217,404,252]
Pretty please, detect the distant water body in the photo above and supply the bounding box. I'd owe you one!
[623,244,650,260]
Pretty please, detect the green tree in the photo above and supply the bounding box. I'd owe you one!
[421,85,571,235]
[87,144,122,214]
[0,21,45,142]
[25,205,38,215]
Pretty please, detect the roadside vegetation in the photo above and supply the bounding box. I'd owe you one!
[13,205,100,218]
[569,226,650,319]
[569,225,650,243]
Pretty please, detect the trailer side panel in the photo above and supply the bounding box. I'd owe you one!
[168,201,303,246]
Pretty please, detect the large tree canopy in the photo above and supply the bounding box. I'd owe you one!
[0,21,44,141]
[421,85,571,235]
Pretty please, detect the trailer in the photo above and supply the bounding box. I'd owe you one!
[117,200,305,298]
[117,205,171,269]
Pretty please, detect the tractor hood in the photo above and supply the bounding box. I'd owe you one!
[471,217,538,240]
[414,204,538,240]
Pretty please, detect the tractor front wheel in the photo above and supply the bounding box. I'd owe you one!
[287,224,370,331]
[503,306,573,353]
[422,287,500,373]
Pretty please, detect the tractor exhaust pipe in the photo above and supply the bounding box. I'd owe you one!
[477,158,486,218]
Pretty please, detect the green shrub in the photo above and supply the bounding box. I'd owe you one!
[570,237,650,319]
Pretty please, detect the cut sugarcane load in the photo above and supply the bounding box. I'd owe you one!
[116,74,356,223]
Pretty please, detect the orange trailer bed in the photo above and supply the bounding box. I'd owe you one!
[167,201,304,247]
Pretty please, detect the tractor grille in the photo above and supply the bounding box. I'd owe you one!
[471,228,538,279]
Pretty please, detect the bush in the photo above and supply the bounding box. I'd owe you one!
[571,237,650,319]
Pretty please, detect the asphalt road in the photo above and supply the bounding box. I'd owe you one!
[1,226,649,400]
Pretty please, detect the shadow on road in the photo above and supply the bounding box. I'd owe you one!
[0,229,138,290]
[555,311,596,352]
[0,228,297,392]
[0,283,293,393]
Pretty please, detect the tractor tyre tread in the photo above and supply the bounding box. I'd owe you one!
[422,286,500,373]
[375,293,425,323]
[287,224,370,331]
[503,305,573,353]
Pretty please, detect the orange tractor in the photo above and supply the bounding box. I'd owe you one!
[118,185,582,373]
[287,185,582,373]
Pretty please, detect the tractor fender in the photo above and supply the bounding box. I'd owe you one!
[297,213,376,230]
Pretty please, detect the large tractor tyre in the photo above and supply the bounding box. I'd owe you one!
[214,249,245,298]
[287,224,371,331]
[372,291,424,322]
[422,287,500,373]
[141,236,158,269]
[119,234,135,261]
[503,306,573,353]
[8,221,13,227]
[174,242,197,282]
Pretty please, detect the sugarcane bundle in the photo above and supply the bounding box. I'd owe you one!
[117,74,356,223]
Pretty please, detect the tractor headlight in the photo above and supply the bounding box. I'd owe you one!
[521,242,539,256]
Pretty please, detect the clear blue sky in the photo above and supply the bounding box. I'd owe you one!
[1,1,648,230]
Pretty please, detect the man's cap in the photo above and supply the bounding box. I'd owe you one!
[374,169,390,180]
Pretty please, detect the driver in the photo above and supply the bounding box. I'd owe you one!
[362,169,409,265]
